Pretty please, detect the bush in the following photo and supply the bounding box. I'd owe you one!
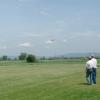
[19,53,27,60]
[26,54,36,63]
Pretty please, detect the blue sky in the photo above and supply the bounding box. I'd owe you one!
[0,0,100,56]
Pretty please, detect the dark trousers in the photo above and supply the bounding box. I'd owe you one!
[86,69,92,84]
[92,68,96,84]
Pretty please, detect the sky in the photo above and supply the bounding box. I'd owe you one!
[0,0,100,57]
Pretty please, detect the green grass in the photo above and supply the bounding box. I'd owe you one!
[0,61,100,100]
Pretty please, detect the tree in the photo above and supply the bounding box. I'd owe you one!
[19,53,27,60]
[2,55,8,61]
[26,54,36,63]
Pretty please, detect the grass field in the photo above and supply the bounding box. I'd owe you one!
[0,61,100,100]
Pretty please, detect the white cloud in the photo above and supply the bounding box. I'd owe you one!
[19,42,31,47]
[20,32,56,39]
[20,33,47,38]
[56,20,66,26]
[69,31,95,39]
[62,39,67,43]
[0,46,7,50]
[26,33,43,37]
[45,46,50,49]
[40,10,49,16]
[45,40,55,44]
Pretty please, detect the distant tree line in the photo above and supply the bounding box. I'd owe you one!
[0,53,100,63]
[40,56,85,60]
[18,52,36,63]
[0,52,37,63]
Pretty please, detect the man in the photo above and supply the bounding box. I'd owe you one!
[85,57,93,85]
[91,55,97,84]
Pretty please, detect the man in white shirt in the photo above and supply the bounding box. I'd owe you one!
[91,56,97,84]
[85,57,93,85]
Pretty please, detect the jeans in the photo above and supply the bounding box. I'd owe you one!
[86,69,92,84]
[92,68,96,84]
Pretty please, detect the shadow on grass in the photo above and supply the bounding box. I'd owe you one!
[79,83,90,85]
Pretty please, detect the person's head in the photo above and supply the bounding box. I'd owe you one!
[91,54,95,59]
[88,56,92,60]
